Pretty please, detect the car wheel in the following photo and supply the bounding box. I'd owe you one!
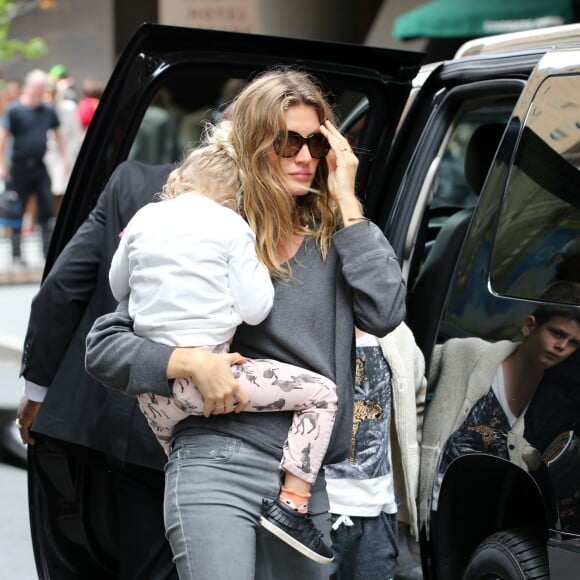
[463,528,548,580]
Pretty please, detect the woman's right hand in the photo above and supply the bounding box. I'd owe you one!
[167,347,249,417]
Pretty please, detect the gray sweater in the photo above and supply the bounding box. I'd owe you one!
[86,220,406,466]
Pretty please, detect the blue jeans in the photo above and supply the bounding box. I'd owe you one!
[330,512,399,580]
[164,433,332,579]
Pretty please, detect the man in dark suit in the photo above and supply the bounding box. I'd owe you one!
[16,160,176,579]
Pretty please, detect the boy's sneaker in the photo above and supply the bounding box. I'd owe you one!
[259,498,334,565]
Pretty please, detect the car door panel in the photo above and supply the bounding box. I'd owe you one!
[425,51,580,579]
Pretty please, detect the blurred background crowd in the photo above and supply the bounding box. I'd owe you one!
[0,65,102,281]
[1,65,103,205]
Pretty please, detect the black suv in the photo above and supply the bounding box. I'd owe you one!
[28,23,580,579]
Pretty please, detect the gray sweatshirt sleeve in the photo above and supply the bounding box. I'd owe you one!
[85,298,174,397]
[332,220,406,338]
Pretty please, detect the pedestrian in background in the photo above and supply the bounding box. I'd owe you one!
[0,69,69,266]
[77,77,102,133]
[49,63,78,103]
[0,79,21,115]
[44,67,83,216]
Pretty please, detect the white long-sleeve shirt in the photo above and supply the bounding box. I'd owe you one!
[109,192,274,346]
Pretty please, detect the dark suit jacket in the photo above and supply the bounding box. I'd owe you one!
[20,160,174,471]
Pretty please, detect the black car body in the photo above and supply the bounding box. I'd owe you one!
[28,22,580,579]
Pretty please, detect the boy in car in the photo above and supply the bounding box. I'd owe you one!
[419,280,580,528]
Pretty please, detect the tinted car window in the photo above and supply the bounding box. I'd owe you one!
[128,77,245,165]
[127,77,367,167]
[405,94,518,358]
[490,75,580,302]
[423,71,580,580]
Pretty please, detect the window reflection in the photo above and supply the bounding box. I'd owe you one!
[129,78,246,166]
[490,75,580,302]
[128,77,367,169]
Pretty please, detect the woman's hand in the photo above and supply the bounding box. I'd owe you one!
[320,120,362,223]
[167,347,249,417]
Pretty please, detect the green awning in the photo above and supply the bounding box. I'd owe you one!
[393,0,573,39]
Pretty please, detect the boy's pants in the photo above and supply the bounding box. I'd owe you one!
[330,511,399,580]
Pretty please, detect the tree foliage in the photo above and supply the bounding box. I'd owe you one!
[0,0,46,61]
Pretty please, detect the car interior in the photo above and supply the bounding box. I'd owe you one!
[395,92,520,359]
[406,121,507,357]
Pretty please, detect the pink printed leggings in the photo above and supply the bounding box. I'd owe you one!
[137,345,337,485]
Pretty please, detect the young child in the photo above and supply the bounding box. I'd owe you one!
[324,323,426,580]
[108,120,336,564]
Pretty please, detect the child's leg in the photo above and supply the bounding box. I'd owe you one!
[279,472,312,513]
[230,358,337,565]
[137,389,191,455]
[232,358,338,486]
[140,353,338,477]
[153,356,336,564]
[137,343,230,455]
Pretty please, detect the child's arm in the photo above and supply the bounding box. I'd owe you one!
[109,227,131,302]
[228,223,275,326]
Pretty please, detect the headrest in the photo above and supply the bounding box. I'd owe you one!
[464,123,506,196]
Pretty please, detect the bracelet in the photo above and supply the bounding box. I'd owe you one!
[345,217,370,223]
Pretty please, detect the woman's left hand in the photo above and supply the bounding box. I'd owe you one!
[167,347,249,417]
[320,120,359,207]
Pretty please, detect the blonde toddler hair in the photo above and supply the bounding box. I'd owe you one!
[162,120,240,212]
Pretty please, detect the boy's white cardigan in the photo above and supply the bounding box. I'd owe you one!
[377,322,427,541]
[419,337,542,532]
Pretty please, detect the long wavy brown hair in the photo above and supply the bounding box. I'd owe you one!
[229,68,340,278]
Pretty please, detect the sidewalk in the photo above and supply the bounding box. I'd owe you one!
[0,282,39,579]
[0,282,38,535]
[0,284,39,409]
[0,230,43,369]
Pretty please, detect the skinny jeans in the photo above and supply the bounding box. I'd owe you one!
[164,433,332,580]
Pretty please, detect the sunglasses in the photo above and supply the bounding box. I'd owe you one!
[273,130,330,159]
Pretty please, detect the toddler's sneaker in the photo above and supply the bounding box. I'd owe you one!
[259,498,334,565]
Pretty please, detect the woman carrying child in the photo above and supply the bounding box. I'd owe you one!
[87,67,406,580]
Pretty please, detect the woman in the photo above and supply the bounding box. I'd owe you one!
[86,68,406,580]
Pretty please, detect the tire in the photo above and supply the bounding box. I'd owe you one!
[463,528,548,580]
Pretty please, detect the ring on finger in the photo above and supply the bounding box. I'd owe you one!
[15,418,22,429]
[214,404,226,409]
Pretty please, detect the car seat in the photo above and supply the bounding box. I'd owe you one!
[406,123,506,359]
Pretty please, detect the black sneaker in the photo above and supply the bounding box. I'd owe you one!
[259,498,334,565]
